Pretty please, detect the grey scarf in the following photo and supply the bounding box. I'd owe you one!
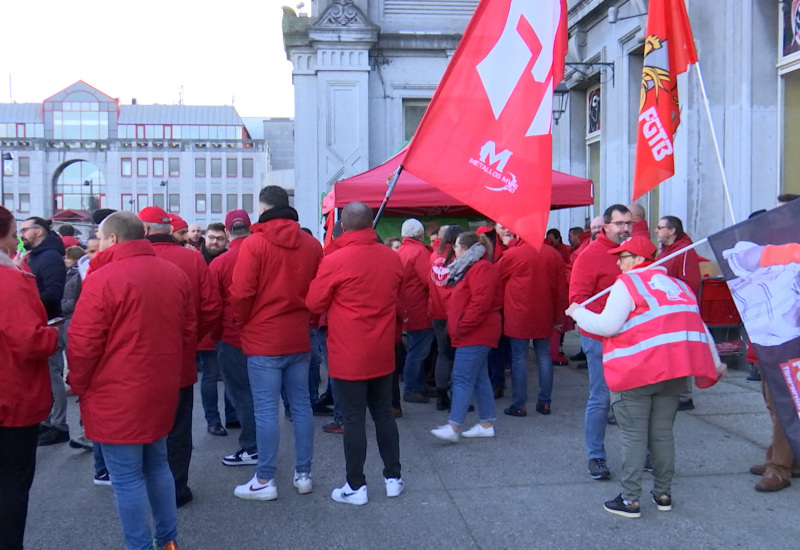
[446,243,486,286]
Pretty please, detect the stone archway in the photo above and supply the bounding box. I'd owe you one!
[52,159,105,212]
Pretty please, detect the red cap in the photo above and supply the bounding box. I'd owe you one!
[167,213,188,232]
[476,226,492,235]
[607,235,657,260]
[138,206,171,224]
[224,209,251,231]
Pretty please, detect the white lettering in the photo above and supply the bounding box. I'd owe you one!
[639,106,674,162]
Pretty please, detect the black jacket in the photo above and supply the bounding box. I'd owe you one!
[27,231,66,319]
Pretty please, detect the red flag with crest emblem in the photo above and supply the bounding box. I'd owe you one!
[401,0,567,249]
[632,0,698,201]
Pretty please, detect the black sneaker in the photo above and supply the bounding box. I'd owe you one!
[603,494,641,518]
[588,458,611,480]
[535,402,551,415]
[677,399,695,411]
[652,493,672,511]
[37,427,70,447]
[570,351,586,361]
[93,470,111,486]
[504,405,527,417]
[222,449,258,467]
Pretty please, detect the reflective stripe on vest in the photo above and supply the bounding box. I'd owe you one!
[617,272,700,334]
[603,329,709,362]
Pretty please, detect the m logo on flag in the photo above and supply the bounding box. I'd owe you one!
[480,141,513,172]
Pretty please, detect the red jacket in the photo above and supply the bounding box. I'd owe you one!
[548,241,572,264]
[306,228,403,381]
[447,259,503,347]
[633,219,650,237]
[67,240,196,444]
[209,237,246,349]
[0,260,58,427]
[428,245,455,320]
[397,237,432,331]
[656,233,701,297]
[569,233,621,338]
[148,235,221,387]
[231,218,322,356]
[497,240,566,339]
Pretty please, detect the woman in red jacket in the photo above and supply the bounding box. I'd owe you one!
[431,232,502,442]
[0,206,58,549]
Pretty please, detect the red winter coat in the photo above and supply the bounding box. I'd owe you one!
[397,237,432,331]
[569,233,621,338]
[497,240,566,339]
[0,259,58,427]
[306,228,403,381]
[231,218,322,356]
[548,241,572,264]
[428,245,455,320]
[633,219,650,237]
[657,233,701,297]
[67,240,196,444]
[447,259,503,348]
[147,235,221,387]
[209,237,246,349]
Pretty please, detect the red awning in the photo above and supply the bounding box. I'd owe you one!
[322,147,593,217]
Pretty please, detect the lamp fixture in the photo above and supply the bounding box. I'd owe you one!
[552,83,570,125]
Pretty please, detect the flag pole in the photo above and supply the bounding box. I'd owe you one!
[373,165,404,229]
[694,62,737,225]
[577,237,709,307]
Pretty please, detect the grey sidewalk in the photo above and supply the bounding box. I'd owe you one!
[25,339,798,549]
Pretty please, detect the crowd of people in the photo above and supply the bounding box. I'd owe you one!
[1,189,793,549]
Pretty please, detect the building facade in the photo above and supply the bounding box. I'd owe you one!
[0,81,266,226]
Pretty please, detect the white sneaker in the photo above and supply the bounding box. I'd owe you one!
[385,477,404,498]
[233,474,277,501]
[222,449,258,467]
[293,472,313,494]
[431,424,460,442]
[461,424,495,438]
[331,482,368,505]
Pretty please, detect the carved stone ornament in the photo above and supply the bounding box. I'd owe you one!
[318,0,360,27]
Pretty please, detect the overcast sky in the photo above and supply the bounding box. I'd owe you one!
[0,0,296,118]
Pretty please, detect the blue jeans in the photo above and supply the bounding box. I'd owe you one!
[449,345,496,426]
[581,334,609,460]
[309,327,323,404]
[100,437,177,550]
[488,335,511,389]
[509,337,554,408]
[403,329,434,393]
[248,353,314,480]
[93,442,107,474]
[198,350,237,426]
[217,342,256,454]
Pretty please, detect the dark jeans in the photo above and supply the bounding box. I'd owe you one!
[167,386,194,500]
[432,319,455,390]
[309,327,323,404]
[488,335,511,389]
[0,424,39,550]
[335,373,401,490]
[392,342,407,409]
[217,342,256,453]
[198,350,237,426]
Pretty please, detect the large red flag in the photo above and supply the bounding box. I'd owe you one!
[402,0,567,248]
[632,0,698,201]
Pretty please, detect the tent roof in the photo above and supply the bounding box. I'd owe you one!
[322,147,593,217]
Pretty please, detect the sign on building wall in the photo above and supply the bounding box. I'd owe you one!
[784,1,800,57]
[587,86,601,135]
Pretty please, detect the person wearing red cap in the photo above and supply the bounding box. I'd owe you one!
[566,235,724,519]
[138,205,221,507]
[167,214,190,245]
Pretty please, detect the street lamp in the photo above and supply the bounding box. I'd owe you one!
[1,152,12,209]
[160,180,169,211]
[83,179,94,211]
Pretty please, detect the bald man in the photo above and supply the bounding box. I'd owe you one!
[627,203,650,237]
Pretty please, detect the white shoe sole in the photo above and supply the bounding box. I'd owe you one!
[294,481,313,495]
[234,490,278,501]
[223,460,258,467]
[431,426,459,442]
[331,490,368,505]
[461,427,495,438]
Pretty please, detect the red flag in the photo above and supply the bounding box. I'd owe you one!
[402,0,567,248]
[632,0,698,201]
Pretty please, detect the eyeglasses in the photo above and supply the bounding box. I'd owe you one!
[607,221,635,228]
[206,236,227,242]
[618,253,636,260]
[656,225,669,230]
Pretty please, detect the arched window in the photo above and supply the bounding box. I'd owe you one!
[53,160,105,211]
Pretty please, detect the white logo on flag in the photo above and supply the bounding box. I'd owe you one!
[480,141,513,172]
[476,0,562,136]
[469,141,518,193]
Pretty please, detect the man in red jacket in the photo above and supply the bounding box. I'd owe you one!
[68,212,194,550]
[570,203,632,481]
[138,205,221,508]
[627,203,651,237]
[307,202,404,506]
[230,186,322,501]
[397,218,435,404]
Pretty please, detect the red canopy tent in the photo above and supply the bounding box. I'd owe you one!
[322,147,594,218]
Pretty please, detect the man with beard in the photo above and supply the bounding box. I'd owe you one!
[186,224,203,249]
[570,204,633,481]
[202,223,228,264]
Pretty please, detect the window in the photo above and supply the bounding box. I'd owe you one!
[210,158,222,178]
[137,194,148,210]
[196,194,207,213]
[137,158,148,177]
[227,158,238,177]
[195,158,206,178]
[211,194,222,213]
[168,158,180,177]
[3,193,12,210]
[121,158,132,177]
[153,193,166,209]
[242,158,254,178]
[136,125,145,139]
[19,193,30,213]
[242,194,254,213]
[153,158,164,178]
[169,194,180,213]
[16,123,25,138]
[19,157,30,177]
[227,194,238,211]
[403,98,431,141]
[121,193,134,211]
[53,103,109,139]
[2,156,12,177]
[164,125,173,139]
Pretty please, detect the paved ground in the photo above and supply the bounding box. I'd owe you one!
[25,335,800,549]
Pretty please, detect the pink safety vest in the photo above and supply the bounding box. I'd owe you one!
[602,269,718,392]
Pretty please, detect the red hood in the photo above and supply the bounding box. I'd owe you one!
[661,232,694,254]
[324,228,380,255]
[250,218,304,249]
[88,240,155,274]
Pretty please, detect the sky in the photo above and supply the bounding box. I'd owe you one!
[0,0,297,118]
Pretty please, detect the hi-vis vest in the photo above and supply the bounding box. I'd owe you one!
[602,269,718,392]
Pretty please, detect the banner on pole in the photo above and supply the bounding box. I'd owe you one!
[402,0,567,249]
[632,0,698,201]
[707,199,800,461]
